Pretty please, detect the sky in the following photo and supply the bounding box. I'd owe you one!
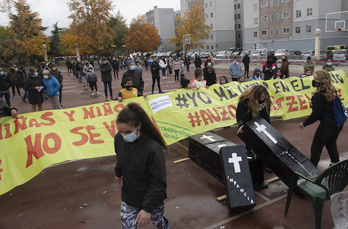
[0,0,181,35]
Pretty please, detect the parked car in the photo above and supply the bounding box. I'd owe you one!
[302,50,315,59]
[200,52,210,59]
[215,51,227,59]
[333,49,348,61]
[320,51,327,61]
[275,49,290,59]
[252,49,267,59]
[289,50,302,59]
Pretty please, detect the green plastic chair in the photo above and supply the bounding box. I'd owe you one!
[284,159,348,229]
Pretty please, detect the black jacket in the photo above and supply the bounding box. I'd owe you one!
[0,98,16,117]
[50,70,63,87]
[194,57,202,68]
[100,61,113,82]
[236,98,271,127]
[203,67,217,86]
[303,90,335,127]
[26,76,44,105]
[150,61,161,78]
[0,74,11,92]
[121,70,144,94]
[114,132,167,213]
[242,55,250,65]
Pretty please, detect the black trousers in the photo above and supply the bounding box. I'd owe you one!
[174,70,180,81]
[310,119,343,167]
[11,85,21,97]
[244,64,250,77]
[152,76,161,93]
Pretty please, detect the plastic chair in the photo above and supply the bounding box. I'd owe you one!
[284,159,348,229]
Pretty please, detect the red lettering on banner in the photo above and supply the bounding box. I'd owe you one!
[207,108,222,122]
[217,106,231,121]
[304,94,311,102]
[113,104,125,113]
[63,110,76,121]
[25,134,45,168]
[270,96,279,111]
[297,95,308,110]
[82,107,96,119]
[200,109,215,125]
[42,133,61,154]
[40,112,55,126]
[96,107,103,117]
[0,159,3,181]
[227,105,237,119]
[28,119,41,128]
[13,116,28,134]
[275,97,285,109]
[70,126,88,146]
[102,103,114,116]
[103,121,117,138]
[0,124,2,140]
[86,125,104,144]
[286,96,298,113]
[4,123,11,139]
[337,89,344,101]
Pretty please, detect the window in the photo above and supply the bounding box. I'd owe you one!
[282,27,290,34]
[261,1,268,8]
[295,26,301,33]
[307,8,312,16]
[254,31,258,37]
[261,16,268,22]
[270,0,273,7]
[237,3,240,8]
[276,28,279,36]
[210,1,212,7]
[306,25,312,33]
[276,13,279,21]
[237,34,241,39]
[207,46,209,50]
[282,0,289,2]
[270,29,274,36]
[211,12,213,18]
[282,11,290,18]
[238,24,241,29]
[276,0,279,5]
[211,45,214,49]
[261,30,268,36]
[210,24,213,29]
[254,4,258,9]
[235,14,237,19]
[234,4,236,9]
[211,34,214,39]
[238,14,241,19]
[296,10,301,18]
[254,18,259,24]
[270,14,274,22]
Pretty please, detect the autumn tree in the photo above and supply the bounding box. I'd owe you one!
[169,0,211,55]
[0,26,17,66]
[49,22,63,56]
[9,0,49,66]
[60,0,115,56]
[124,16,160,55]
[106,10,128,52]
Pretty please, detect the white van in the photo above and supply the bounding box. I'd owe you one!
[252,49,267,60]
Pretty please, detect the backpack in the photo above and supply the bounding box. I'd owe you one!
[322,95,347,127]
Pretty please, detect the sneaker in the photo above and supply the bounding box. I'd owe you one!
[92,93,95,97]
[12,96,15,99]
[19,95,22,98]
[159,90,164,93]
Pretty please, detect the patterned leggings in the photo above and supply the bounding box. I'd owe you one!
[121,201,170,229]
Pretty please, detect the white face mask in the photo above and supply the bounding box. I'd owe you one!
[43,75,49,79]
[121,126,140,142]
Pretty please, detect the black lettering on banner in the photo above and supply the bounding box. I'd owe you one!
[262,81,269,89]
[175,93,190,109]
[280,81,290,92]
[186,92,198,107]
[214,86,229,101]
[300,78,311,90]
[273,81,282,93]
[226,86,239,99]
[332,73,344,84]
[290,79,301,92]
[197,91,212,104]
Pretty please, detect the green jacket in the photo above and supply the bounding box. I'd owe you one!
[322,64,335,72]
[303,60,315,73]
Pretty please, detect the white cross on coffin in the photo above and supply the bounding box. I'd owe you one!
[228,153,242,173]
[254,122,278,144]
[200,134,215,142]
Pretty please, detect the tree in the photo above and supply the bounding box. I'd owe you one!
[60,0,116,56]
[9,0,48,66]
[106,10,128,52]
[168,0,211,56]
[0,26,17,66]
[123,16,160,55]
[49,21,63,56]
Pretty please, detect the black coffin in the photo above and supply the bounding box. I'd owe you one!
[238,118,321,186]
[220,146,256,211]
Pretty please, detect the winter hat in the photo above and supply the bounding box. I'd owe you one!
[42,70,50,75]
[180,78,190,88]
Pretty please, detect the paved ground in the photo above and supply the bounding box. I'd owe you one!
[1,61,348,229]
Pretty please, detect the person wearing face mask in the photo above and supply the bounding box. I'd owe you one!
[173,57,181,81]
[0,68,12,107]
[237,74,246,84]
[262,55,276,80]
[322,58,335,72]
[219,76,229,85]
[280,55,290,78]
[150,58,163,94]
[86,66,98,97]
[42,70,61,109]
[114,103,170,229]
[159,57,167,79]
[242,53,250,78]
[203,59,216,86]
[100,57,113,101]
[50,64,63,107]
[121,61,144,95]
[303,55,315,74]
[7,66,21,99]
[229,57,242,81]
[25,68,44,112]
[249,68,264,81]
[300,70,343,167]
[117,77,146,102]
[190,68,206,89]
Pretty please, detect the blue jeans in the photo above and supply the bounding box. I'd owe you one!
[0,91,11,107]
[78,71,82,83]
[161,68,166,77]
[103,81,113,99]
[22,90,28,102]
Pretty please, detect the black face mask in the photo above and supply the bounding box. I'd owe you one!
[259,100,264,104]
[312,80,320,87]
[307,57,311,61]
[125,85,133,90]
[282,59,286,61]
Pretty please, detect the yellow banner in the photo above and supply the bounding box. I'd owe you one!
[0,70,347,195]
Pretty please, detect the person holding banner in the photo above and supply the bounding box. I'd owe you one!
[300,70,343,167]
[114,103,170,228]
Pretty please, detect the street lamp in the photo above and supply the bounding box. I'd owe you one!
[75,43,81,62]
[314,28,321,61]
[43,44,48,62]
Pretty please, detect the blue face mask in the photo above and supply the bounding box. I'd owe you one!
[0,71,4,75]
[327,62,332,66]
[34,72,39,77]
[103,61,107,64]
[121,126,140,142]
[130,65,136,71]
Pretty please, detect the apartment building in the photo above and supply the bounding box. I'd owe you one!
[234,0,244,50]
[144,7,176,52]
